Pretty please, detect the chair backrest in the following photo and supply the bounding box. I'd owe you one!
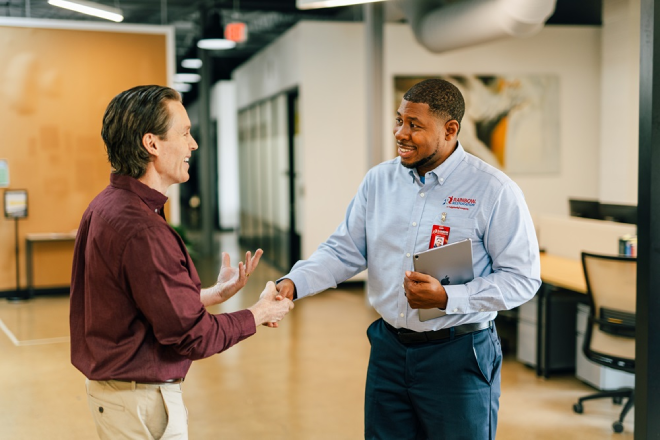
[581,252,636,373]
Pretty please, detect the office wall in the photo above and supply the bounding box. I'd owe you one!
[0,19,171,292]
[384,24,602,219]
[235,21,603,260]
[235,22,366,260]
[599,0,640,205]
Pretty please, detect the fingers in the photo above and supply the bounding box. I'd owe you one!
[260,281,277,299]
[221,252,231,268]
[244,251,252,274]
[405,270,434,284]
[249,249,263,272]
[275,279,296,301]
[237,261,246,282]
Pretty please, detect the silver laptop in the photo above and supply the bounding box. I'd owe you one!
[413,239,474,322]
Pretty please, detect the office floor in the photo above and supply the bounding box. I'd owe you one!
[0,234,634,439]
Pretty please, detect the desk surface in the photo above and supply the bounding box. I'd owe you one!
[25,231,77,241]
[539,253,586,294]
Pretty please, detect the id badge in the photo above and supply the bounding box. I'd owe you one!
[429,224,451,249]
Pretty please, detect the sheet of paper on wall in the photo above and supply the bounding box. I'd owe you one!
[0,159,9,188]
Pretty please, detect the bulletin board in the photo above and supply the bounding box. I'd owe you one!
[0,19,172,291]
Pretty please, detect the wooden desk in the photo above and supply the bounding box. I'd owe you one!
[25,231,77,299]
[540,253,586,294]
[522,253,588,378]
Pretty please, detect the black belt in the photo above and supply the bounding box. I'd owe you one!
[384,320,492,344]
[114,378,184,385]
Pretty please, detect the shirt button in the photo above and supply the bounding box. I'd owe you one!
[400,313,404,318]
[453,308,458,313]
[406,253,411,257]
[420,193,425,197]
[480,308,485,312]
[440,178,444,182]
[402,283,404,288]
[154,209,158,213]
[412,222,417,226]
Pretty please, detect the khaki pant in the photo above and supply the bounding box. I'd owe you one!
[86,379,188,440]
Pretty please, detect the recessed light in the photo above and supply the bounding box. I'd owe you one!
[173,82,192,93]
[174,73,201,83]
[181,58,203,69]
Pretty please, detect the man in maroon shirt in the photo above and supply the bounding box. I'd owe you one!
[70,85,293,439]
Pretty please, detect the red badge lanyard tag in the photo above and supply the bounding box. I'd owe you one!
[429,224,451,249]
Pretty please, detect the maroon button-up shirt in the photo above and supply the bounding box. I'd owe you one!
[70,174,256,382]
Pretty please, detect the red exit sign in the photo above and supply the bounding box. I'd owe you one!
[225,22,248,43]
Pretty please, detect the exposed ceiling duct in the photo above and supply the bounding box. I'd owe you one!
[395,0,557,53]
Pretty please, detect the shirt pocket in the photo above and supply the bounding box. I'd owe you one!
[443,217,480,245]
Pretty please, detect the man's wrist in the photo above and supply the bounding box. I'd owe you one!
[276,278,298,300]
[436,285,448,310]
[201,284,222,307]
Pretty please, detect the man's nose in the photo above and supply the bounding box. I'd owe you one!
[394,125,409,140]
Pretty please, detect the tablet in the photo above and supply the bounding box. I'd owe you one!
[413,239,474,322]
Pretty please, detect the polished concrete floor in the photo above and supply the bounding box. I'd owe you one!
[0,234,634,439]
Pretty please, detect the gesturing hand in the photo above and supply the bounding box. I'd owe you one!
[216,249,263,302]
[403,271,448,310]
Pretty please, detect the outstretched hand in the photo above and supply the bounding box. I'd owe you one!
[198,249,263,307]
[217,249,263,299]
[261,279,297,328]
[248,281,294,327]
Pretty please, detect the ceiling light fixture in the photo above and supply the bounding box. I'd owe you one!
[173,82,192,93]
[181,58,203,69]
[197,10,236,50]
[296,0,385,10]
[48,0,123,22]
[197,39,236,50]
[173,73,201,83]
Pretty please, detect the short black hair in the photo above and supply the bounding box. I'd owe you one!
[403,79,465,129]
[101,85,181,178]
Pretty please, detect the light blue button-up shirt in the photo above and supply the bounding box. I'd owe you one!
[284,143,541,332]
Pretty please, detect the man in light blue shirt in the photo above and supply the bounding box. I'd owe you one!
[277,79,541,440]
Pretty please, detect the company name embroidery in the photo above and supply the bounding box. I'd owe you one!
[443,196,477,207]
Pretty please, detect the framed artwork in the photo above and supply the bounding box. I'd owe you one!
[394,75,560,174]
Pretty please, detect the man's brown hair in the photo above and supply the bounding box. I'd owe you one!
[102,85,181,178]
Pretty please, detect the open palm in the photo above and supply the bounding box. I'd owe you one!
[216,249,263,301]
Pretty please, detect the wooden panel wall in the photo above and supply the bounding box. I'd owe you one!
[0,24,168,291]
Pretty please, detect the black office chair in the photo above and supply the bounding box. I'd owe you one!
[572,252,636,434]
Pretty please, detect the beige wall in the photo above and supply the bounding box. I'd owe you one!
[235,21,604,260]
[0,21,170,291]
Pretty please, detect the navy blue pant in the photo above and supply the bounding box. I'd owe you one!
[364,319,502,440]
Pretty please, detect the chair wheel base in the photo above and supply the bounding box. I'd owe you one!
[613,396,623,405]
[573,403,584,414]
[613,421,624,433]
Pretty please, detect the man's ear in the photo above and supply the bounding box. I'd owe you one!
[142,133,159,156]
[445,120,460,140]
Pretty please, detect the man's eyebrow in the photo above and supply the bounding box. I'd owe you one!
[395,111,420,122]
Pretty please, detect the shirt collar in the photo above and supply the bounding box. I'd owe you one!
[110,173,168,212]
[405,141,466,186]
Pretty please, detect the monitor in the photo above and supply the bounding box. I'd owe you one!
[569,199,601,220]
[599,203,637,224]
